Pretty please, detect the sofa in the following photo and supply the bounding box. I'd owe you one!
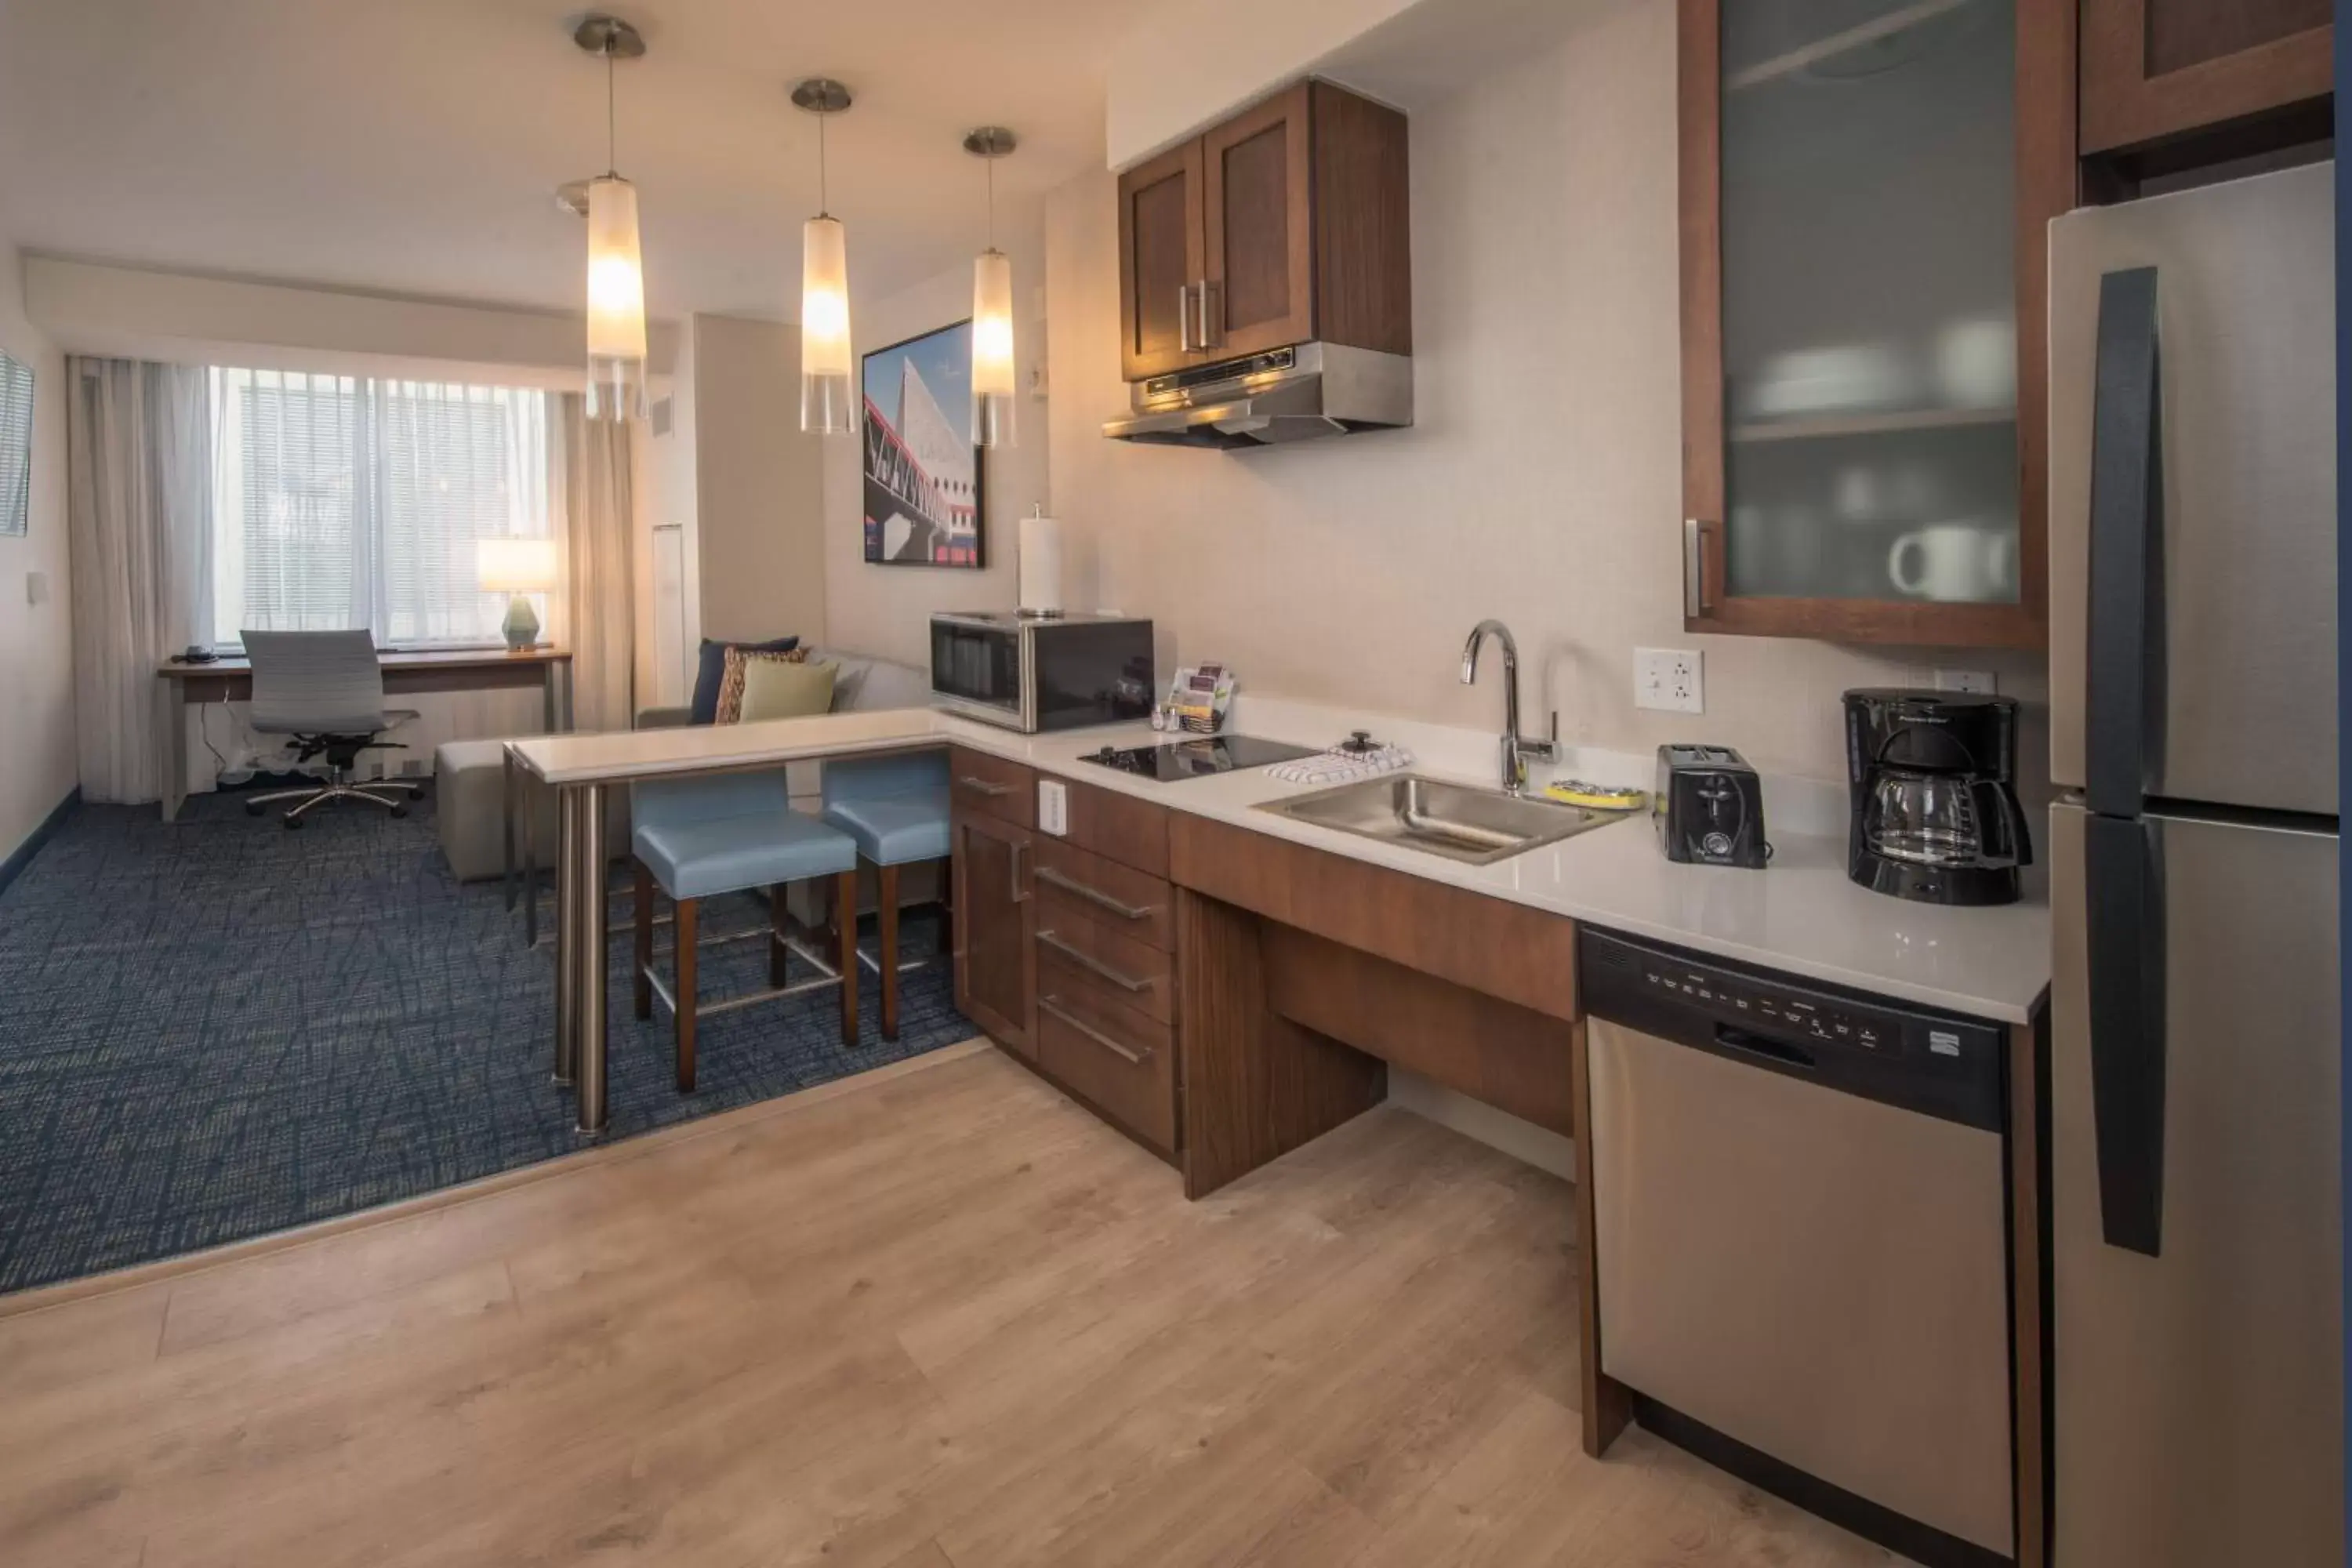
[434,646,933,887]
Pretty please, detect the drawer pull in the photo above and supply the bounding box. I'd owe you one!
[1041,995,1152,1065]
[958,774,1013,797]
[1035,865,1156,921]
[1037,930,1153,993]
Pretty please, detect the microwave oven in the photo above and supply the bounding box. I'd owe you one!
[930,612,1156,732]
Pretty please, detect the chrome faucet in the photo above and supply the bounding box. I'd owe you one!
[1461,619,1559,796]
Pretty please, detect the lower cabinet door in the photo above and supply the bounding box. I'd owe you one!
[1036,978,1178,1155]
[952,810,1034,1054]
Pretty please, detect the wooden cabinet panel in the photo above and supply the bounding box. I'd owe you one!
[1168,814,1579,1022]
[1036,912,1174,1026]
[1309,82,1414,358]
[952,809,1035,1055]
[2082,0,2332,154]
[1036,979,1178,1156]
[1058,779,1171,879]
[1033,837,1174,953]
[1202,83,1314,358]
[1117,140,1207,380]
[949,746,1036,829]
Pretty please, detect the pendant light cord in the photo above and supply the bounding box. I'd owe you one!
[604,45,617,176]
[818,110,829,217]
[985,153,995,251]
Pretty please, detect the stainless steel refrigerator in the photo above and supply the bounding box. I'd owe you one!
[2048,159,2341,1566]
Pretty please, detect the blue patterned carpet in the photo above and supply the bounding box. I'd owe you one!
[0,792,971,1295]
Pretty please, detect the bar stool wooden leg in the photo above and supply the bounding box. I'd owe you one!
[770,884,790,986]
[937,854,953,960]
[632,860,654,1022]
[675,896,699,1091]
[878,862,901,1041]
[837,868,860,1046]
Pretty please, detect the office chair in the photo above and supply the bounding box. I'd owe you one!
[239,630,423,827]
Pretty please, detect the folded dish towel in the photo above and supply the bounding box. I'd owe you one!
[1267,742,1416,786]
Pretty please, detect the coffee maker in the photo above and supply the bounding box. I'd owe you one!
[1843,689,2031,906]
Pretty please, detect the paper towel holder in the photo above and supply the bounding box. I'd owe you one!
[1017,503,1065,619]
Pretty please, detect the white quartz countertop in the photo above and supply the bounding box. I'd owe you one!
[513,702,2050,1025]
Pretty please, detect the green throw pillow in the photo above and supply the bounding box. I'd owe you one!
[735,657,837,721]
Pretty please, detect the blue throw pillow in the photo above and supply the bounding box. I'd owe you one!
[691,635,799,724]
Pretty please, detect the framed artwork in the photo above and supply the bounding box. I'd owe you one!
[861,321,983,568]
[0,350,31,538]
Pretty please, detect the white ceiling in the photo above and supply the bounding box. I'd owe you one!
[0,0,1134,321]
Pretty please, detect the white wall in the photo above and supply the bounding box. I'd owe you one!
[689,314,827,650]
[1048,0,2045,785]
[818,223,1051,670]
[0,232,76,859]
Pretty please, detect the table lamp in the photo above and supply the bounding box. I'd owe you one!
[477,537,557,651]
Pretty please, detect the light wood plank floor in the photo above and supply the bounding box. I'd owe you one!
[0,1042,1904,1567]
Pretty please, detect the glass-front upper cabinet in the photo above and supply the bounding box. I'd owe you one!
[1679,0,2073,647]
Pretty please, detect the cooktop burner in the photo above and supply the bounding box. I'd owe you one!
[1077,735,1321,782]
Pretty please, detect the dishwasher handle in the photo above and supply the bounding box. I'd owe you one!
[1714,1025,1816,1071]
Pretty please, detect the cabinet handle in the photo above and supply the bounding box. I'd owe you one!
[1035,865,1156,921]
[958,774,1012,797]
[1010,840,1029,904]
[1037,929,1152,993]
[1683,517,1715,617]
[1178,285,1196,353]
[1040,995,1152,1065]
[1196,279,1221,351]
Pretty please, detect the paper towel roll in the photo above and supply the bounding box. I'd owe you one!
[1018,506,1064,616]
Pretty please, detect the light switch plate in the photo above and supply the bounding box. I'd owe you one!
[1934,668,1997,695]
[1037,778,1069,836]
[1635,648,1704,713]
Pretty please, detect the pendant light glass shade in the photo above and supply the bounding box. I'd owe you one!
[971,248,1016,448]
[800,214,854,434]
[584,176,648,423]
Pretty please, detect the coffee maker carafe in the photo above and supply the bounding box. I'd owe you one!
[1843,689,2031,906]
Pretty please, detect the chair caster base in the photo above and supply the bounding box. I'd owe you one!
[283,816,303,829]
[245,800,264,818]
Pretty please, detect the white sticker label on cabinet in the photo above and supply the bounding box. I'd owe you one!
[1038,779,1069,836]
[1929,1030,1962,1058]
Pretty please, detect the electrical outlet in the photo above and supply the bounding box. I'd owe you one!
[1635,648,1704,713]
[1935,669,1997,695]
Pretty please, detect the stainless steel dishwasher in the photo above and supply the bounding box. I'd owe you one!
[1580,928,2015,1568]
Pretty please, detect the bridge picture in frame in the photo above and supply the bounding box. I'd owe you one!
[862,320,984,568]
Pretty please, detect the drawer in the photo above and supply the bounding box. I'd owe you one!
[1060,779,1170,878]
[1036,980,1177,1154]
[1036,912,1174,1025]
[949,746,1035,829]
[1033,837,1174,953]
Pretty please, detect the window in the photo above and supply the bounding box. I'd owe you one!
[210,369,552,648]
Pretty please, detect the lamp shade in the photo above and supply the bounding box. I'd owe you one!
[477,536,559,593]
[585,174,648,423]
[971,248,1015,448]
[800,215,854,434]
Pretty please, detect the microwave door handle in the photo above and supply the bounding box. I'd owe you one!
[2083,266,2167,1258]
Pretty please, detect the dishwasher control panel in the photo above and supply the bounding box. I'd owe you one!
[1581,927,2005,1133]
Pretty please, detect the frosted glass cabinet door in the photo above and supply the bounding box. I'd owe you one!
[1678,0,2069,648]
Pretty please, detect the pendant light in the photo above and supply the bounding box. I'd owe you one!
[575,16,648,423]
[964,127,1018,449]
[793,78,855,435]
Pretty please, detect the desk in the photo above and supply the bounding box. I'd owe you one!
[510,708,946,1132]
[156,646,572,822]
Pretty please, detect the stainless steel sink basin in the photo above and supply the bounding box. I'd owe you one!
[1254,773,1630,866]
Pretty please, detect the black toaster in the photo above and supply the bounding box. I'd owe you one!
[1655,745,1769,868]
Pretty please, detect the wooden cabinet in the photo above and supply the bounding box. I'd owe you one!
[2081,0,2332,156]
[952,808,1035,1056]
[1676,0,2075,649]
[1116,79,1410,383]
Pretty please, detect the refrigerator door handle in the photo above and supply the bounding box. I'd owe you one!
[2085,814,2168,1255]
[2085,266,2164,820]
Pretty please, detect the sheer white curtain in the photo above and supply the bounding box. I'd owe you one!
[547,392,635,732]
[67,359,214,803]
[209,370,549,648]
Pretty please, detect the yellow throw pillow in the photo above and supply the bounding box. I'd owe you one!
[714,644,808,723]
[736,657,837,722]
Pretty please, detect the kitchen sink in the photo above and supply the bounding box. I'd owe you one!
[1254,774,1630,866]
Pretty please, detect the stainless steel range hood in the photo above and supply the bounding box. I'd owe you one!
[1102,342,1413,448]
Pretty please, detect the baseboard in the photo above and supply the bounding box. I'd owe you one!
[0,787,80,899]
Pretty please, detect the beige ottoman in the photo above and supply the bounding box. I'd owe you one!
[434,739,631,885]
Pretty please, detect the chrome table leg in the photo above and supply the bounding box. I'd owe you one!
[575,782,609,1134]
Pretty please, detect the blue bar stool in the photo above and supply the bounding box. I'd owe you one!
[820,750,953,1040]
[630,770,862,1091]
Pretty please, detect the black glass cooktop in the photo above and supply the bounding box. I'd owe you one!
[1076,735,1321,782]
